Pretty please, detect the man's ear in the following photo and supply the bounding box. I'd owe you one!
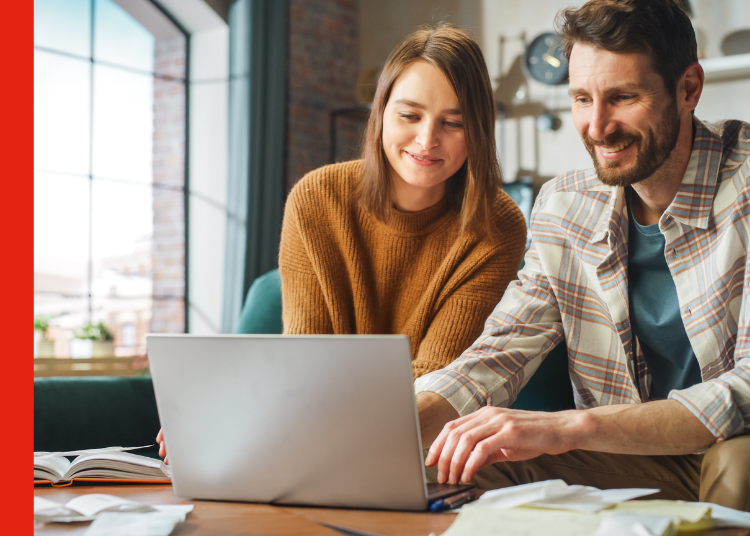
[679,62,704,113]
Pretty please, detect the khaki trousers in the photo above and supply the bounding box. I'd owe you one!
[424,435,750,512]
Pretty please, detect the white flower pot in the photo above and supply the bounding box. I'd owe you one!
[70,340,115,358]
[36,339,55,358]
[92,341,115,357]
[70,339,92,358]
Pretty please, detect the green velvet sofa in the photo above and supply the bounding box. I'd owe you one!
[34,376,161,457]
[34,266,574,453]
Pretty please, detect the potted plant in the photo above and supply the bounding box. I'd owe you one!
[34,316,55,357]
[71,322,115,358]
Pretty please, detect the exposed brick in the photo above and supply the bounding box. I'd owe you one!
[151,34,187,334]
[285,0,362,191]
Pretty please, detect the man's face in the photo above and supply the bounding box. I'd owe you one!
[568,44,681,187]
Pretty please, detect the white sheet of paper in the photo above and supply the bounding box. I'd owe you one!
[84,512,184,536]
[34,446,152,460]
[531,487,660,513]
[612,500,710,524]
[472,480,572,510]
[34,496,91,523]
[474,480,659,513]
[590,513,674,536]
[66,494,154,517]
[34,494,194,524]
[441,506,603,536]
[692,502,750,528]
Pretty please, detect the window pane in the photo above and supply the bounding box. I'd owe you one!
[34,172,90,293]
[34,294,89,358]
[34,50,91,176]
[91,179,153,281]
[92,296,151,356]
[35,0,91,58]
[92,64,153,183]
[94,0,154,73]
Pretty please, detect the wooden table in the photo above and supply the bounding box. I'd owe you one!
[34,484,455,535]
[34,484,750,535]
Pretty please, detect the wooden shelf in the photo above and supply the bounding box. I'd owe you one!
[34,357,141,377]
[700,53,750,83]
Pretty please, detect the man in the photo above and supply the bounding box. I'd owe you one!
[415,0,750,510]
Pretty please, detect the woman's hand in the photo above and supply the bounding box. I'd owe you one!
[156,428,168,465]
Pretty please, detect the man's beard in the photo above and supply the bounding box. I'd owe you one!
[583,102,681,187]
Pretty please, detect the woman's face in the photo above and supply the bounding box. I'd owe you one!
[382,61,468,211]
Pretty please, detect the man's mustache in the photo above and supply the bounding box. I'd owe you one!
[583,131,640,148]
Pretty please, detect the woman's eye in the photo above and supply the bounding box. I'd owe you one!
[444,121,463,128]
[399,113,418,121]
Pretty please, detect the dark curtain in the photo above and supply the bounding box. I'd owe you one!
[222,0,287,332]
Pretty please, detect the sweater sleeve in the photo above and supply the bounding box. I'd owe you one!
[411,202,527,379]
[278,187,334,335]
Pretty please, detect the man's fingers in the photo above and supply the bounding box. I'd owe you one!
[448,431,486,484]
[164,455,169,465]
[461,439,508,482]
[156,429,163,443]
[448,419,510,483]
[435,414,489,483]
[425,412,476,466]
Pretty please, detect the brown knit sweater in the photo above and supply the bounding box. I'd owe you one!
[279,160,527,379]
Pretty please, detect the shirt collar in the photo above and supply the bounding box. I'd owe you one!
[591,116,721,245]
[665,117,722,230]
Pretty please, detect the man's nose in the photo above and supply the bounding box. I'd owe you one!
[415,121,439,150]
[588,101,617,142]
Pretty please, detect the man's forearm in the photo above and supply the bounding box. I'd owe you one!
[417,391,459,446]
[568,399,717,455]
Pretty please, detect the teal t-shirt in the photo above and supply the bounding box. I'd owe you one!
[627,189,702,400]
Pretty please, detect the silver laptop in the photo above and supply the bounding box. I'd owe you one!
[147,334,468,511]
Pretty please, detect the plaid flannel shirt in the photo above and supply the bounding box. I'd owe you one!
[415,118,750,440]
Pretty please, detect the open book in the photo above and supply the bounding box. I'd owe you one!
[34,448,170,486]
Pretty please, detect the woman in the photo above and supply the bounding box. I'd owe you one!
[158,25,525,463]
[279,24,526,379]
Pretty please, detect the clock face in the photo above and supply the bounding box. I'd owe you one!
[524,32,569,86]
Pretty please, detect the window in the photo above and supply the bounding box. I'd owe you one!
[34,0,187,359]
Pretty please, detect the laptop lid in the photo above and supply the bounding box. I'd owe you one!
[147,334,429,511]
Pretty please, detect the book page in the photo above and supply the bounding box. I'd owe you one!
[34,455,70,482]
[66,451,169,481]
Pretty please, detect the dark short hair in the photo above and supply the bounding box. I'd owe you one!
[357,24,501,238]
[555,0,698,96]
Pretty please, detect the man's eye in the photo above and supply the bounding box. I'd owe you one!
[575,97,590,104]
[616,95,634,101]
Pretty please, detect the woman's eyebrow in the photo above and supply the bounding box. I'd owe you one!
[393,98,461,115]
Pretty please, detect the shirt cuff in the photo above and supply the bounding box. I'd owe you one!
[668,378,744,440]
[414,368,493,417]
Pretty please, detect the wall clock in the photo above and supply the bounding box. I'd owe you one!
[524,32,569,86]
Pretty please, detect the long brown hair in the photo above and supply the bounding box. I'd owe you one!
[356,24,501,238]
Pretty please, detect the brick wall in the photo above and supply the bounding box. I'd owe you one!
[286,0,363,191]
[151,35,186,334]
